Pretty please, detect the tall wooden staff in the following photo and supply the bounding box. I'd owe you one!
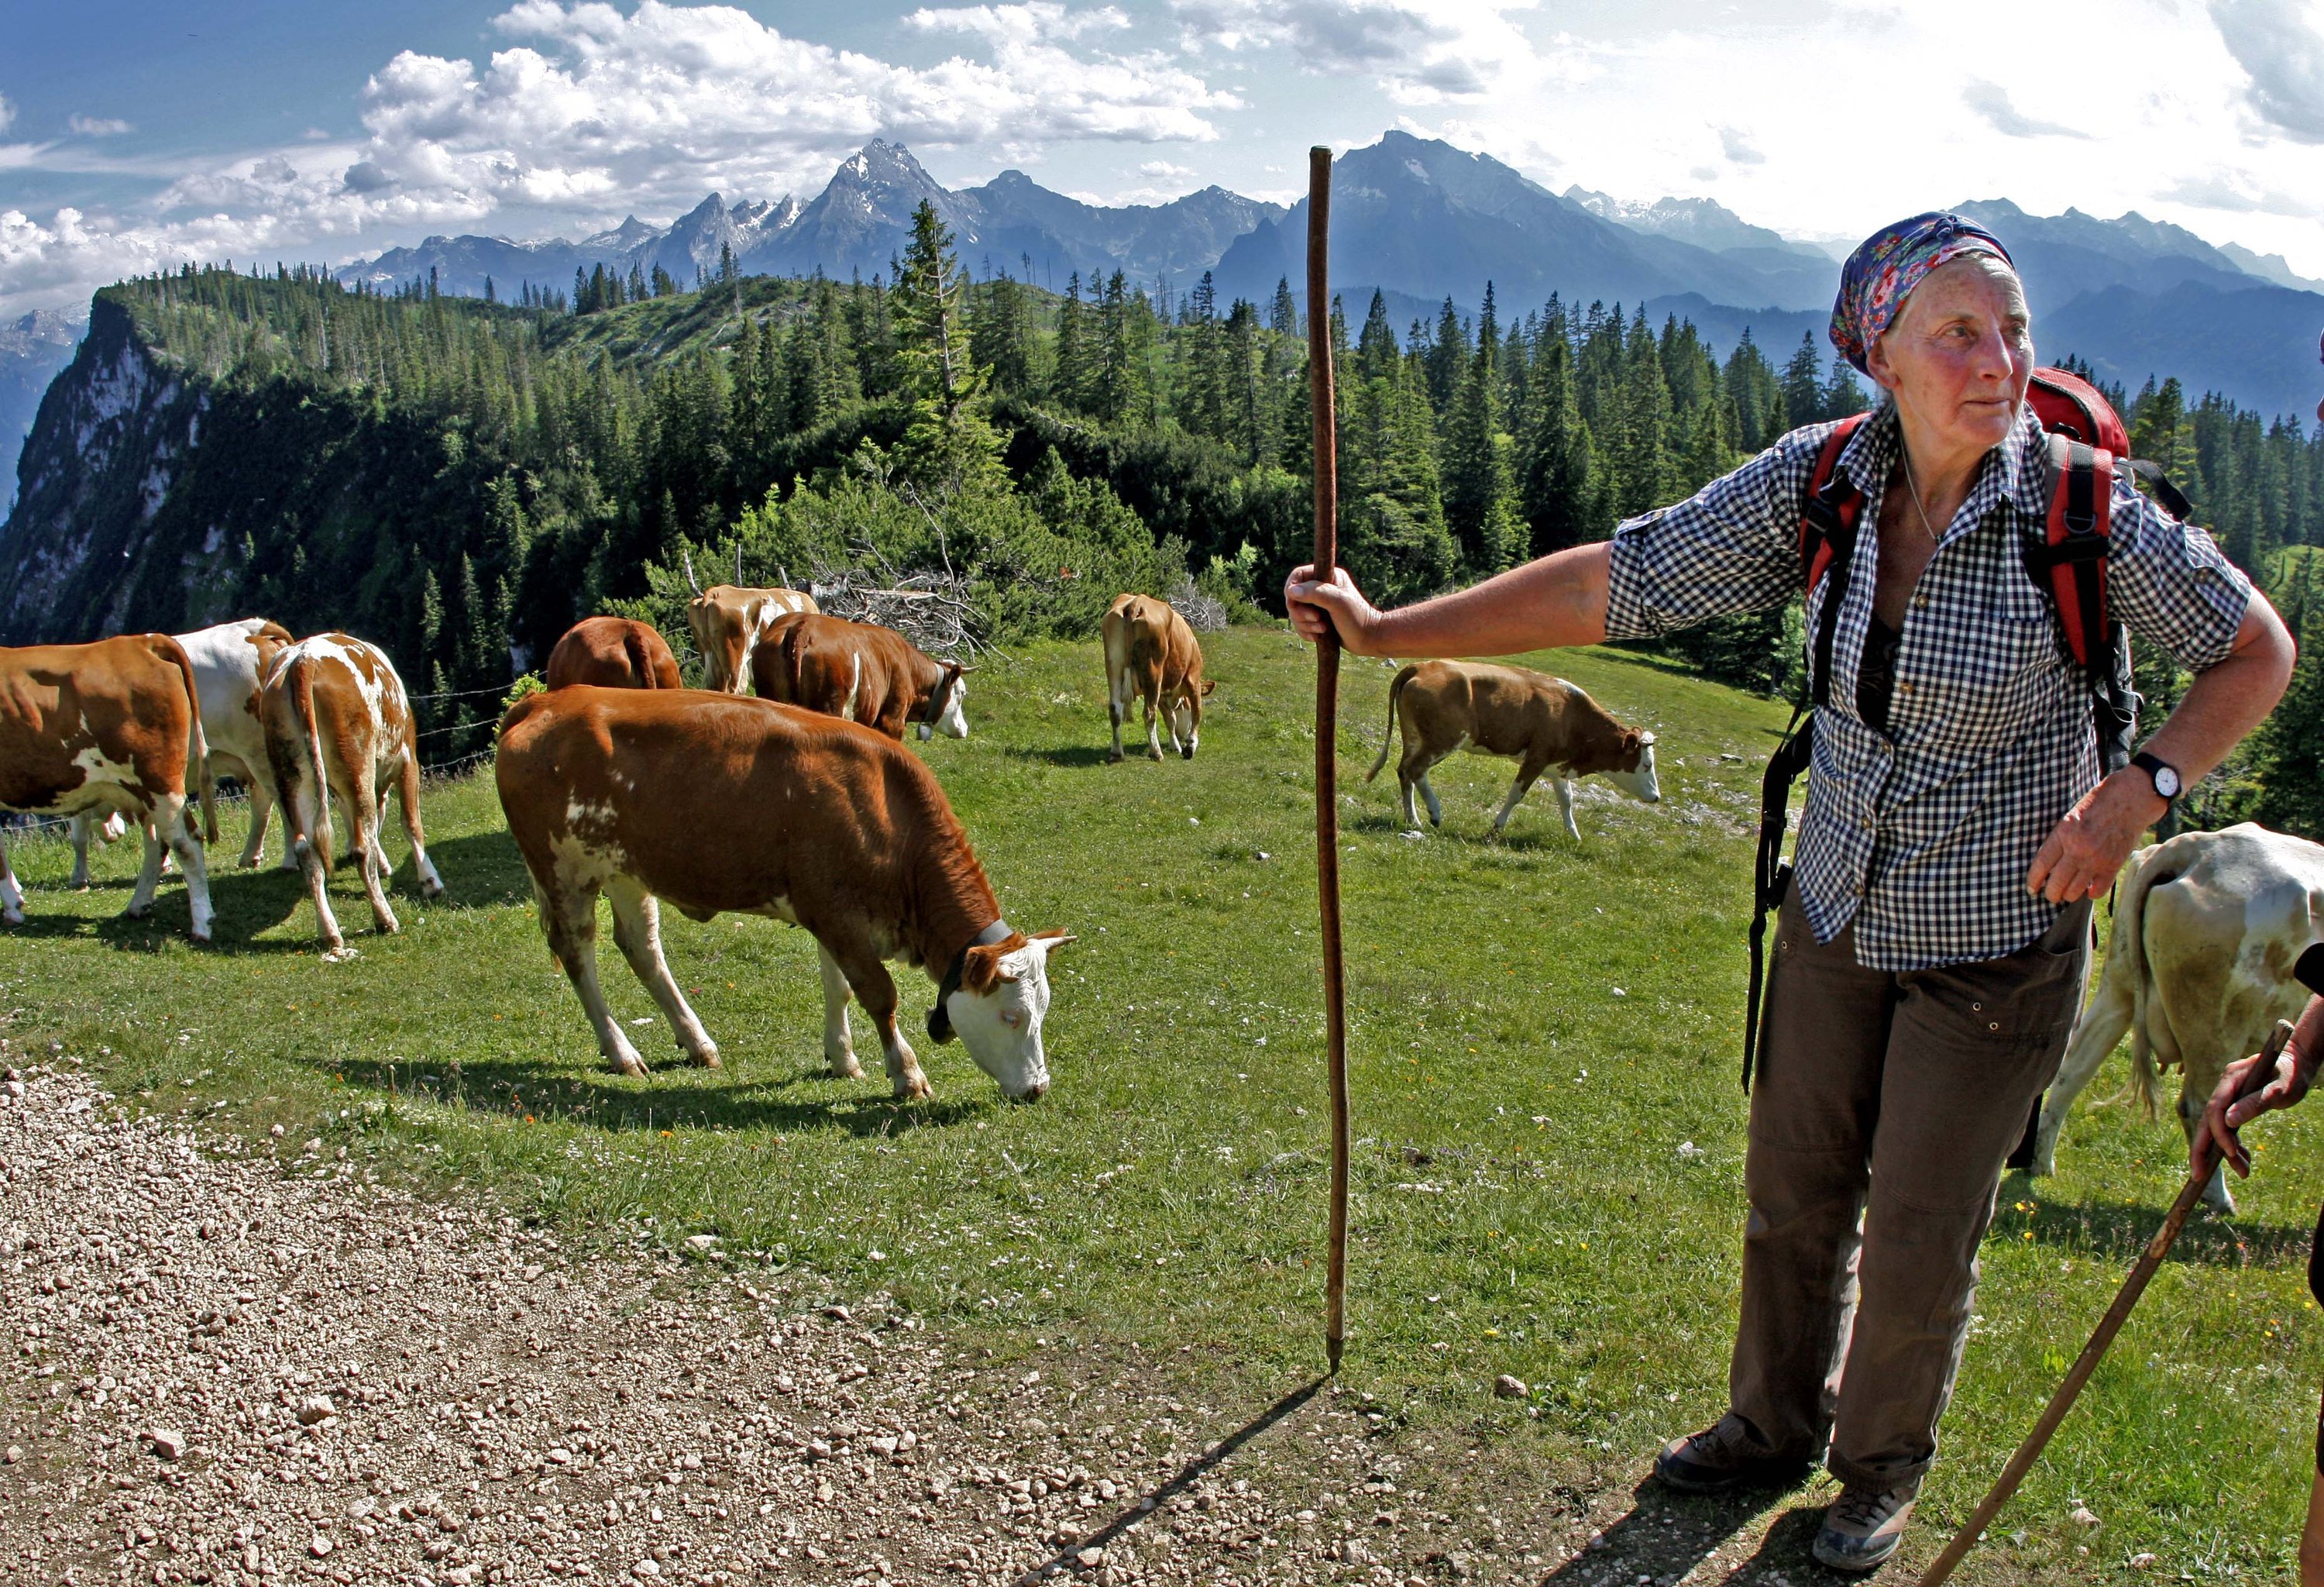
[1306,145,1350,1375]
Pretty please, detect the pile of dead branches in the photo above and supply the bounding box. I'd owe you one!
[806,549,990,659]
[1167,575,1231,634]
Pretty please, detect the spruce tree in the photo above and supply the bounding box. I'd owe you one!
[1780,332,1824,429]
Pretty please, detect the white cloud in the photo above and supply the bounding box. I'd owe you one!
[1961,81,2092,140]
[66,115,134,137]
[1138,159,1195,178]
[1171,0,1568,105]
[2212,0,2324,140]
[0,0,1239,312]
[1716,126,1763,166]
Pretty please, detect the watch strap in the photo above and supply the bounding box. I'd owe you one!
[2130,750,2179,804]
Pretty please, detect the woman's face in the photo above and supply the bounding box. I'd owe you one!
[1867,255,2033,459]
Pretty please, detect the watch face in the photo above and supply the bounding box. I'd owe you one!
[2153,764,2181,799]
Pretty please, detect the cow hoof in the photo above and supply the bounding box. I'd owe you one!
[121,904,151,920]
[610,1058,648,1079]
[693,1048,722,1069]
[321,945,359,964]
[894,1079,933,1101]
[1105,749,1124,764]
[829,1061,866,1083]
[190,928,213,946]
[421,880,446,901]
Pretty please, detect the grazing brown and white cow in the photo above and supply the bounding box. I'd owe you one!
[494,688,1068,1099]
[751,612,968,742]
[1101,593,1213,762]
[0,635,215,940]
[69,617,296,874]
[545,616,683,691]
[681,550,817,693]
[1367,660,1660,838]
[259,634,445,959]
[2030,823,2324,1212]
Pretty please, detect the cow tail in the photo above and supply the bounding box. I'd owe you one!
[1367,665,1416,783]
[622,626,658,689]
[292,655,336,873]
[157,635,216,842]
[2113,840,2171,1121]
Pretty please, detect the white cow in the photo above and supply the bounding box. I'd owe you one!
[68,618,294,876]
[2031,823,2324,1212]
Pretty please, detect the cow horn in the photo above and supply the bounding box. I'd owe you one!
[682,547,702,595]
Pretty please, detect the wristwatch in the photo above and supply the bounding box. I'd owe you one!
[2130,750,2181,805]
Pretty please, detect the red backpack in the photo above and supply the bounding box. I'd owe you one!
[1743,367,2183,1089]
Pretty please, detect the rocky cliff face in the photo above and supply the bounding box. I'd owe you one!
[0,298,226,644]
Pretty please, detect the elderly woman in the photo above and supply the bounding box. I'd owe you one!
[1287,213,2296,1572]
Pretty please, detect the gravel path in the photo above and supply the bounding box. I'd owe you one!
[1,1047,1855,1587]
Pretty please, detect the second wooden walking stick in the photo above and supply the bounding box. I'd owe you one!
[1306,144,1349,1376]
[1917,1016,2299,1586]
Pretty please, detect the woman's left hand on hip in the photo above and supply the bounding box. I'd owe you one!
[2024,771,2169,904]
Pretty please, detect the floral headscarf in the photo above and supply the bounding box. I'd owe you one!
[1828,212,2015,375]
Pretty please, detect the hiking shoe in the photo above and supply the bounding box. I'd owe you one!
[1812,1483,1917,1573]
[1653,1415,1806,1495]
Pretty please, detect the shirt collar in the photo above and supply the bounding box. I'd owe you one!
[1831,398,2047,537]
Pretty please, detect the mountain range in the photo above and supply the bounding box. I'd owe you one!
[327,132,2324,418]
[7,129,2324,505]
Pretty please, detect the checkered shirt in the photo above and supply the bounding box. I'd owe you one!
[1605,400,2252,970]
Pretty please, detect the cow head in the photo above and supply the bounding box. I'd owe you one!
[919,666,970,742]
[1172,677,1216,759]
[940,928,1073,1100]
[1604,729,1660,804]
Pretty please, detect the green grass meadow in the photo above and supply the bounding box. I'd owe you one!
[4,625,2319,1580]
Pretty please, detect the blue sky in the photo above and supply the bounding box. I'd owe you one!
[6,0,2324,314]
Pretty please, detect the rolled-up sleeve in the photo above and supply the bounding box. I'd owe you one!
[2105,477,2252,672]
[1603,425,1824,640]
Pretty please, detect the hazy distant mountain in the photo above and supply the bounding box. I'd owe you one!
[2217,240,2324,294]
[0,308,86,514]
[1565,188,1830,263]
[1211,131,1837,324]
[961,169,1285,290]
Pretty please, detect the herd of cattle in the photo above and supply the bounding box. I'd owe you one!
[1,578,2319,1189]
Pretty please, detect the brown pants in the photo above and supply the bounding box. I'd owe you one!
[1730,883,2091,1492]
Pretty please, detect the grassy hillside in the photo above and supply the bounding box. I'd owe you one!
[2,628,2317,1580]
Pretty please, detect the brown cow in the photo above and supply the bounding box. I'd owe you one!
[545,616,683,690]
[751,613,968,742]
[70,616,296,876]
[681,549,816,693]
[0,635,215,939]
[1102,594,1214,762]
[494,688,1068,1099]
[260,634,445,959]
[1367,660,1660,838]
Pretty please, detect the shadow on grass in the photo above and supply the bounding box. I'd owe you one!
[305,1048,1002,1138]
[2006,1179,2315,1267]
[1011,1376,1327,1585]
[1003,742,1122,769]
[406,830,532,907]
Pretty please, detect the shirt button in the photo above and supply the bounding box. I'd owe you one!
[1913,595,1930,610]
[1897,680,1915,696]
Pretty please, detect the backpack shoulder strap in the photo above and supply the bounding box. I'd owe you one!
[2025,430,2115,673]
[1798,413,1874,707]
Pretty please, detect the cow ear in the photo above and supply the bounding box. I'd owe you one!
[961,941,1020,994]
[1201,679,1216,696]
